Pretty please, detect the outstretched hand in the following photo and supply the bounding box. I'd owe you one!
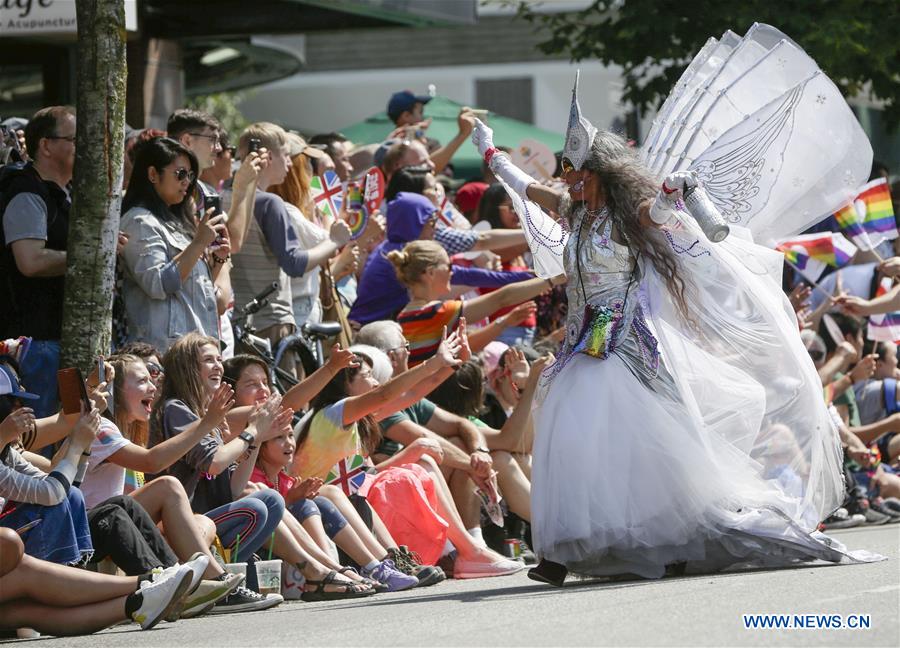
[327,343,361,374]
[433,326,463,369]
[471,118,495,157]
[203,383,235,428]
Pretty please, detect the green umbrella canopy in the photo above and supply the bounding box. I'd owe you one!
[339,95,564,180]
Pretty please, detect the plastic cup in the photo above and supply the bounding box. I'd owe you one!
[254,559,282,596]
[224,562,247,580]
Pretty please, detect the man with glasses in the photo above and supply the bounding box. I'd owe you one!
[167,109,222,174]
[0,105,76,417]
[200,130,236,192]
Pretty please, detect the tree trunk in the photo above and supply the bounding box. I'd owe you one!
[61,0,127,373]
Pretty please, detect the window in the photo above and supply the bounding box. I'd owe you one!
[475,77,534,124]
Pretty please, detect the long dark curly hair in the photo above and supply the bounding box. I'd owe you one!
[580,131,691,321]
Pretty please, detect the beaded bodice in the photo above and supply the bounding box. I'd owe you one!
[562,206,638,350]
[543,204,660,387]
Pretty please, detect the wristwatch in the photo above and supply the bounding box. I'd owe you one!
[238,430,256,448]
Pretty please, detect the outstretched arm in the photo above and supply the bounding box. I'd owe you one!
[341,330,462,426]
[472,119,563,213]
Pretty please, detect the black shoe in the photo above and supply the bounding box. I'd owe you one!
[413,565,446,587]
[870,501,900,522]
[527,559,567,587]
[436,551,457,579]
[665,561,687,577]
[207,586,282,614]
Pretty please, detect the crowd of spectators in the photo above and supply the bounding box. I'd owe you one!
[1,88,899,637]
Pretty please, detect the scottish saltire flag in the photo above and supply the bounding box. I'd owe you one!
[858,178,897,241]
[310,170,344,220]
[325,454,372,496]
[776,232,857,281]
[866,277,900,342]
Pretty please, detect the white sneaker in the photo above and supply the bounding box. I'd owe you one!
[151,553,209,596]
[453,555,525,579]
[133,564,194,630]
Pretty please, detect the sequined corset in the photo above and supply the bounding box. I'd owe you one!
[549,206,660,381]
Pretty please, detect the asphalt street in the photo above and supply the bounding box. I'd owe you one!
[8,524,898,647]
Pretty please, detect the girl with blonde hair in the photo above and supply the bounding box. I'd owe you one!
[388,240,562,365]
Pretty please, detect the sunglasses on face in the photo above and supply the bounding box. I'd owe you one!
[218,146,236,158]
[388,342,410,355]
[146,362,164,378]
[170,167,195,183]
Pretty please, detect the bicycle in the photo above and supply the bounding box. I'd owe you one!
[231,282,343,396]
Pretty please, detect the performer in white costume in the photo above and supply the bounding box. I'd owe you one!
[472,24,884,586]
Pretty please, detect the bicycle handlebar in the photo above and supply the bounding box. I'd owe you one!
[238,281,279,316]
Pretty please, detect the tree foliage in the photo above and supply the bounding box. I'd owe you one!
[186,91,254,139]
[517,0,900,131]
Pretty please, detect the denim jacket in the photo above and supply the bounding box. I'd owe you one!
[120,206,218,352]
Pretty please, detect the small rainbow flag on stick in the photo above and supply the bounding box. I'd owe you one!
[833,201,873,250]
[776,232,858,282]
[866,277,900,342]
[857,178,897,241]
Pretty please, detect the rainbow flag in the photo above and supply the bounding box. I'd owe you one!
[776,232,857,281]
[867,312,900,342]
[866,277,900,342]
[857,178,897,240]
[833,201,872,249]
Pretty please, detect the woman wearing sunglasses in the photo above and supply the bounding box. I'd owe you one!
[469,70,882,586]
[120,137,229,353]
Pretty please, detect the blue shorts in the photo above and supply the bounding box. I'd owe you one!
[0,487,93,565]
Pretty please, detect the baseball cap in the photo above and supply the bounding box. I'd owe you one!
[285,132,327,160]
[373,138,400,169]
[481,341,510,378]
[387,91,431,122]
[348,345,393,385]
[0,364,40,400]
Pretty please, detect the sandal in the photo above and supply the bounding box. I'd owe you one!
[300,570,375,602]
[339,566,388,593]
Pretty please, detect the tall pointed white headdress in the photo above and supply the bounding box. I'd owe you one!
[562,70,598,172]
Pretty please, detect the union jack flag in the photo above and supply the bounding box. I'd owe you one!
[325,454,372,496]
[438,196,455,227]
[310,170,343,220]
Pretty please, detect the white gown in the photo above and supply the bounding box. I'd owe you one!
[530,205,883,579]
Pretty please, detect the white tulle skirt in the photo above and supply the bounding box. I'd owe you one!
[531,353,881,579]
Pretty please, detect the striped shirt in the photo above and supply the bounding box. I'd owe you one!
[398,300,463,366]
